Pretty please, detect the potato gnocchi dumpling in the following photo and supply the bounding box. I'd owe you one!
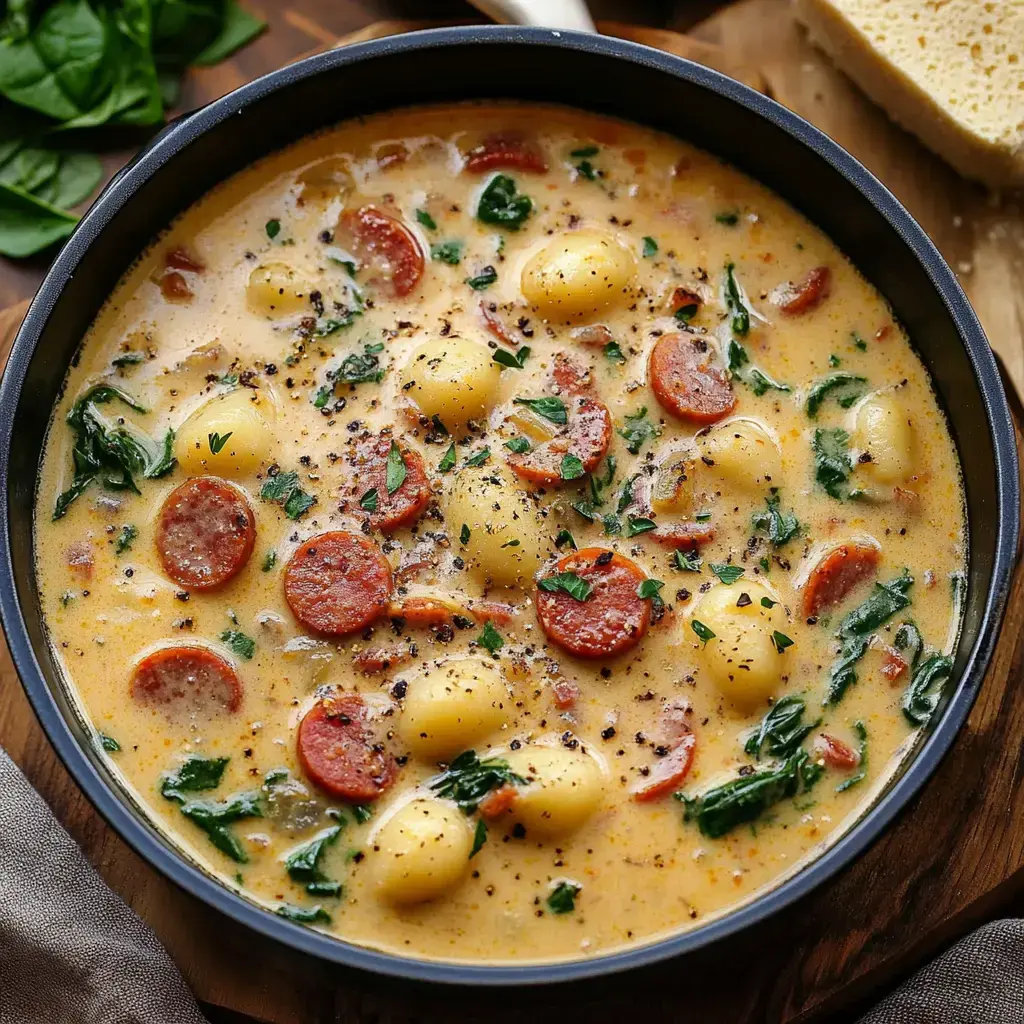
[521,230,636,319]
[246,261,316,317]
[372,799,473,904]
[445,469,549,587]
[853,393,916,484]
[176,388,276,477]
[505,743,604,836]
[400,337,501,426]
[398,657,510,759]
[698,418,782,491]
[691,581,789,710]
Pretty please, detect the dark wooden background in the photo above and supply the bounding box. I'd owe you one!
[3,2,1024,1022]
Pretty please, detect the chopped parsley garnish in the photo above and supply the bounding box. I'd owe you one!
[673,549,702,572]
[470,819,488,858]
[359,488,379,512]
[547,880,581,914]
[265,219,280,239]
[476,621,504,656]
[617,406,660,455]
[415,209,437,230]
[460,523,471,544]
[715,211,740,225]
[208,430,232,455]
[751,495,801,547]
[352,805,372,825]
[504,436,531,454]
[637,578,665,612]
[603,340,626,364]
[492,346,531,370]
[641,236,658,257]
[723,262,750,336]
[438,443,457,472]
[476,174,532,230]
[115,523,137,554]
[812,427,852,500]
[772,630,795,653]
[538,572,593,602]
[428,750,526,812]
[691,619,716,644]
[853,331,868,351]
[806,373,868,418]
[626,516,656,537]
[262,550,277,572]
[554,529,578,550]
[260,469,315,519]
[514,396,568,425]
[465,265,498,290]
[98,733,120,753]
[220,629,256,661]
[560,453,585,481]
[464,447,490,468]
[385,441,406,494]
[335,342,385,386]
[430,240,463,265]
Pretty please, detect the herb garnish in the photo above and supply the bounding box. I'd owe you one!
[476,621,504,656]
[626,516,656,537]
[208,430,232,455]
[547,881,581,914]
[504,436,531,454]
[430,240,463,265]
[554,529,577,550]
[641,236,658,257]
[262,550,277,572]
[470,819,488,859]
[265,219,280,239]
[691,619,716,645]
[604,340,626,364]
[465,265,498,290]
[385,441,406,494]
[276,903,331,925]
[415,209,437,230]
[514,396,568,425]
[115,523,137,554]
[438,443,457,473]
[751,494,801,547]
[464,447,490,468]
[673,549,702,572]
[260,469,315,520]
[710,563,744,585]
[285,824,343,896]
[428,750,526,813]
[98,733,120,753]
[359,488,378,512]
[744,695,819,760]
[476,174,532,230]
[723,262,750,335]
[220,629,255,661]
[538,572,593,602]
[492,346,531,370]
[560,453,585,481]
[805,373,867,418]
[618,406,660,455]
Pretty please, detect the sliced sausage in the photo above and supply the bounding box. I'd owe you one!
[535,548,651,658]
[284,531,393,635]
[551,352,592,395]
[340,433,432,532]
[353,645,413,674]
[569,323,614,348]
[649,332,735,424]
[156,477,255,590]
[479,302,516,345]
[668,286,702,317]
[477,783,519,820]
[65,542,94,580]
[464,133,547,174]
[165,248,203,273]
[551,678,580,709]
[775,266,830,315]
[880,645,909,682]
[297,693,398,802]
[631,732,696,802]
[335,205,423,297]
[649,521,715,550]
[130,646,242,717]
[814,733,860,770]
[802,542,880,617]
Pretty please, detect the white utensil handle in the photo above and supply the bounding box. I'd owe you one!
[469,0,596,32]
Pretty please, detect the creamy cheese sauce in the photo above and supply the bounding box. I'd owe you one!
[34,103,965,964]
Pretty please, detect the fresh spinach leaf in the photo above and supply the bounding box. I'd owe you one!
[275,902,331,925]
[812,427,852,499]
[751,494,800,547]
[560,453,585,481]
[617,406,660,455]
[723,262,750,336]
[492,346,530,370]
[160,756,229,802]
[902,654,954,726]
[710,563,744,585]
[428,750,526,813]
[805,373,867,418]
[744,695,819,760]
[835,721,868,792]
[285,824,342,896]
[260,469,315,520]
[179,791,262,862]
[547,880,581,914]
[476,174,532,230]
[385,440,406,494]
[514,396,567,426]
[465,265,497,290]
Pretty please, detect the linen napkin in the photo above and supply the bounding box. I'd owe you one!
[0,748,209,1024]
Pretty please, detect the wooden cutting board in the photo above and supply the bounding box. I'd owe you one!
[2,4,1024,1022]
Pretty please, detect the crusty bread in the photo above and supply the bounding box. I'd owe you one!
[793,0,1024,189]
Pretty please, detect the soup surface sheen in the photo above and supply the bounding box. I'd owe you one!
[35,103,966,965]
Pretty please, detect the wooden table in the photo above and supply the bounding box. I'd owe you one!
[3,2,1024,1022]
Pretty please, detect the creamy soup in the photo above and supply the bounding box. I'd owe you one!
[34,103,966,964]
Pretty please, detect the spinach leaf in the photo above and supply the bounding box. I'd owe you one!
[220,628,255,660]
[723,262,750,335]
[681,750,810,838]
[114,522,137,553]
[492,346,530,370]
[469,819,487,859]
[476,174,532,230]
[180,791,262,862]
[835,721,868,792]
[710,563,743,585]
[285,824,343,896]
[438,442,456,472]
[191,1,266,66]
[805,373,867,418]
[430,240,462,265]
[538,572,593,602]
[0,180,77,256]
[463,446,490,468]
[275,902,331,925]
[259,469,315,520]
[503,436,530,454]
[54,383,175,519]
[464,265,497,290]
[160,756,229,801]
[902,654,954,726]
[385,440,406,494]
[751,494,800,547]
[617,406,660,455]
[475,621,504,656]
[727,339,789,396]
[428,750,526,813]
[894,621,923,667]
[744,695,819,759]
[603,339,626,365]
[513,396,567,425]
[559,453,584,480]
[97,732,120,752]
[547,881,581,914]
[641,236,657,257]
[812,427,852,499]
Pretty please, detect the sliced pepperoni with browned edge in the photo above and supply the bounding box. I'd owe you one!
[802,542,880,617]
[535,547,651,658]
[631,732,696,802]
[464,133,547,174]
[284,531,393,635]
[340,433,432,532]
[130,646,242,717]
[649,521,715,551]
[336,205,424,297]
[507,356,612,486]
[776,265,830,315]
[649,332,735,425]
[156,476,255,590]
[297,693,398,802]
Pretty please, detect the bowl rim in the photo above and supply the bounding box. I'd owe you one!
[0,24,1018,986]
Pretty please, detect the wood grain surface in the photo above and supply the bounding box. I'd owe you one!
[2,3,1023,1022]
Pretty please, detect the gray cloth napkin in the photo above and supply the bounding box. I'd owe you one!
[0,748,209,1024]
[859,919,1024,1023]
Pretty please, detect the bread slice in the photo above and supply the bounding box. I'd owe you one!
[794,0,1024,189]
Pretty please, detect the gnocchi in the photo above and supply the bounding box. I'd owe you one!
[398,657,510,759]
[521,230,636,319]
[372,799,473,904]
[400,337,501,426]
[853,393,916,484]
[698,418,782,491]
[505,743,604,836]
[246,261,316,318]
[176,388,276,476]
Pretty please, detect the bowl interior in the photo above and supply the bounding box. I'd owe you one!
[1,28,1017,983]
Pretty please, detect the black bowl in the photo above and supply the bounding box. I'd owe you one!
[0,26,1018,985]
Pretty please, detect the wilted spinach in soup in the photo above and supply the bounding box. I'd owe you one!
[35,103,966,964]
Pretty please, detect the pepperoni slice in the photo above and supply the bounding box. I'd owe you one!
[284,531,393,635]
[340,433,432,532]
[480,302,516,345]
[478,783,519,820]
[814,734,860,770]
[130,646,242,717]
[156,477,255,590]
[802,542,880,617]
[297,693,398,802]
[631,732,696,802]
[775,266,830,315]
[649,522,715,550]
[535,548,651,658]
[353,645,413,674]
[464,133,547,174]
[649,332,735,424]
[335,205,423,297]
